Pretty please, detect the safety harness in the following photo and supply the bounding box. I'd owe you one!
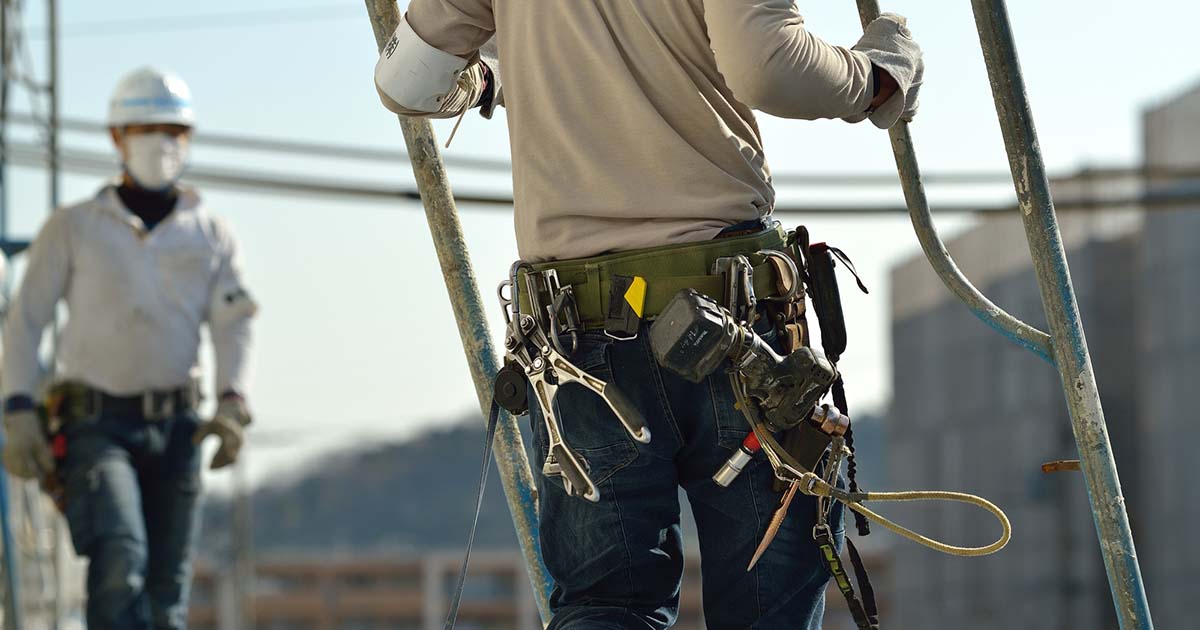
[445,224,1010,630]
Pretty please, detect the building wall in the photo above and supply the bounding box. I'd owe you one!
[1137,86,1200,630]
[888,211,1141,629]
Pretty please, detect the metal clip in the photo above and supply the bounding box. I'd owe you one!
[757,249,802,304]
[495,266,652,503]
[712,255,757,324]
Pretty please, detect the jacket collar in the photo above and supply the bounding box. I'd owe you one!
[94,178,202,226]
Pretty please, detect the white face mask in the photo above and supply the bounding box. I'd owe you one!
[123,132,189,191]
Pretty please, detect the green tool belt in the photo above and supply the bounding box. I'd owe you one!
[517,223,789,329]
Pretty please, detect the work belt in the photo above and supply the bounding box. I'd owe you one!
[517,223,789,329]
[48,381,200,423]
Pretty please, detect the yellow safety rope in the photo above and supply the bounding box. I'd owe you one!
[735,377,1011,558]
[798,472,1012,557]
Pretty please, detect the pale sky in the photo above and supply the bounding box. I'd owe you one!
[4,0,1197,492]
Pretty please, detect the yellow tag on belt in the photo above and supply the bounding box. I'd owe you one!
[624,276,647,318]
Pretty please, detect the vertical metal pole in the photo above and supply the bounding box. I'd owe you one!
[46,0,57,213]
[0,3,23,628]
[1,0,9,237]
[361,1,552,622]
[969,2,1152,627]
[46,3,67,628]
[234,456,256,630]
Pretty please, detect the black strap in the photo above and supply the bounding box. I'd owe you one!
[833,378,870,537]
[846,537,879,625]
[826,246,870,295]
[443,399,501,630]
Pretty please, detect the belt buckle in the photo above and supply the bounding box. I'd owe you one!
[142,391,175,422]
[142,392,155,421]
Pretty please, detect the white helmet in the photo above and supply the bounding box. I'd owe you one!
[107,66,194,128]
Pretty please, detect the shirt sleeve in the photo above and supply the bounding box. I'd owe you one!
[703,0,875,121]
[2,212,72,400]
[376,0,496,119]
[205,223,256,398]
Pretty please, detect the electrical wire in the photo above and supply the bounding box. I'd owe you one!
[26,4,360,39]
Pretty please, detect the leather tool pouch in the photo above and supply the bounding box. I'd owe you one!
[767,226,826,490]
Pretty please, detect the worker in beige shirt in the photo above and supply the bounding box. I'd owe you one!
[375,2,921,628]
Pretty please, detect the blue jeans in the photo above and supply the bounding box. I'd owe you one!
[529,323,843,629]
[60,410,203,630]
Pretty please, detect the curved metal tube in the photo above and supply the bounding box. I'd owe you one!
[855,0,1052,363]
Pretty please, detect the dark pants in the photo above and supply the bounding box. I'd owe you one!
[60,410,202,630]
[530,321,842,629]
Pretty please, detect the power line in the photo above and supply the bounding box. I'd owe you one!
[8,139,1197,216]
[27,4,359,39]
[8,112,514,172]
[11,112,1172,189]
[5,140,510,205]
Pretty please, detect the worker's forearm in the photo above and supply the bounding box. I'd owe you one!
[212,321,252,398]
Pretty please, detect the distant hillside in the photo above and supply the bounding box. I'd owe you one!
[200,419,523,556]
[200,411,889,556]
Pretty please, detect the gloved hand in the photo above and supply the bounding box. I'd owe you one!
[193,396,252,470]
[3,409,53,480]
[845,13,924,128]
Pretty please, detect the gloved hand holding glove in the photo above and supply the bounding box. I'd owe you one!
[193,395,251,470]
[2,409,53,480]
[845,13,924,128]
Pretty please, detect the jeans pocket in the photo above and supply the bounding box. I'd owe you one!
[528,333,639,486]
[708,371,751,450]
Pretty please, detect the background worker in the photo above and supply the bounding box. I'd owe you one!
[374,2,922,628]
[0,66,256,630]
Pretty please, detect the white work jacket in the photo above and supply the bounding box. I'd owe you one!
[2,182,255,399]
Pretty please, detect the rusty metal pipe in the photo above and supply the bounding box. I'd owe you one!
[361,2,552,622]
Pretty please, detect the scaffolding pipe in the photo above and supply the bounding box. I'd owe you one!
[360,1,552,623]
[0,1,23,627]
[970,1,1153,626]
[855,1,1153,627]
[854,0,1052,361]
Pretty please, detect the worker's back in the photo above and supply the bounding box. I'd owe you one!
[494,1,769,261]
[407,0,880,261]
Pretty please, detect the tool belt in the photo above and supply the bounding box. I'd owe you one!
[47,381,200,424]
[517,222,790,330]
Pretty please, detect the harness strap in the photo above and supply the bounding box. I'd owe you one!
[520,225,788,327]
[846,537,879,625]
[815,528,879,630]
[832,377,871,537]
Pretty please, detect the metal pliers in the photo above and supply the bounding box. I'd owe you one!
[498,273,651,502]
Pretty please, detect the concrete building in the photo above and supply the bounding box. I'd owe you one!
[1137,80,1200,630]
[888,80,1200,628]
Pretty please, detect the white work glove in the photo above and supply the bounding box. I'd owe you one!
[193,397,251,470]
[2,409,53,480]
[846,13,924,128]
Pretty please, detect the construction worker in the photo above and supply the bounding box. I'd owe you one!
[375,2,921,628]
[0,67,256,629]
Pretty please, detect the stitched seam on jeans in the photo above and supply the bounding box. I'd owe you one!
[707,376,746,450]
[642,338,684,448]
[747,467,766,620]
[610,477,638,602]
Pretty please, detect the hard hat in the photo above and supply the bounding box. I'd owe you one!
[107,66,194,128]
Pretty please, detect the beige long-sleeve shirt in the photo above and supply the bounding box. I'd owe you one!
[395,0,877,262]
